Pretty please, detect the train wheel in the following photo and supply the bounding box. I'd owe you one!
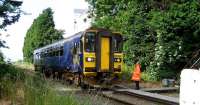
[80,82,88,89]
[34,65,38,71]
[74,74,80,86]
[44,71,51,78]
[80,75,88,89]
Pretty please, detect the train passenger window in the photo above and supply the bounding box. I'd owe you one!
[53,50,56,56]
[44,52,48,57]
[50,50,54,57]
[56,50,59,56]
[42,52,45,58]
[59,46,64,56]
[85,32,95,52]
[114,35,123,53]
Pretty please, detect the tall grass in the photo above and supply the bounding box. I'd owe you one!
[0,64,87,105]
[24,75,79,105]
[0,64,25,104]
[14,61,34,70]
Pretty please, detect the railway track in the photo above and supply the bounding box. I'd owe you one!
[99,85,179,105]
[51,79,179,105]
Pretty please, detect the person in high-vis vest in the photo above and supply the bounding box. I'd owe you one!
[131,61,141,90]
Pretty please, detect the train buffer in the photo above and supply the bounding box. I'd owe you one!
[114,89,179,105]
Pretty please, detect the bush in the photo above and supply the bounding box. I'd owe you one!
[121,64,133,81]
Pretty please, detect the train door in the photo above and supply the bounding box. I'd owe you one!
[101,37,110,71]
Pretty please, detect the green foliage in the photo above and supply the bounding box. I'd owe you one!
[0,0,22,48]
[23,8,64,62]
[141,71,155,82]
[86,0,200,80]
[0,0,22,29]
[146,1,200,80]
[0,51,4,65]
[121,64,133,80]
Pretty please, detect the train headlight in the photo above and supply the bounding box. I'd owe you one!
[86,57,95,62]
[114,58,121,62]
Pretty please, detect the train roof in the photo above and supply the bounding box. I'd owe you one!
[33,27,123,54]
[34,31,83,54]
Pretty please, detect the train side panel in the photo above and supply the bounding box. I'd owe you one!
[61,36,82,72]
[33,32,83,73]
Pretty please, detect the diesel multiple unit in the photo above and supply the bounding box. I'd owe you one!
[33,27,123,87]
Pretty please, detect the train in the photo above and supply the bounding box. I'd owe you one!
[33,27,123,88]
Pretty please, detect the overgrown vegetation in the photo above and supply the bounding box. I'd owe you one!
[1,50,97,105]
[86,0,200,80]
[0,63,83,105]
[23,8,64,62]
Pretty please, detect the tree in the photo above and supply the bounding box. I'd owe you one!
[23,8,64,62]
[147,1,200,80]
[0,0,23,48]
[0,0,22,63]
[86,0,200,80]
[0,51,4,64]
[0,0,22,29]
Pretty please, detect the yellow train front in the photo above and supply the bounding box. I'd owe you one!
[80,28,123,87]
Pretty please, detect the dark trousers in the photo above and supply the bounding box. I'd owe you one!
[134,81,140,90]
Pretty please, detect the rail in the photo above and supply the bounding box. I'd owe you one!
[100,85,179,105]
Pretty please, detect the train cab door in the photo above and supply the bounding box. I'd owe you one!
[101,37,110,72]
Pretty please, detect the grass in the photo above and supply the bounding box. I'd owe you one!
[24,75,79,105]
[0,63,90,105]
[14,61,34,70]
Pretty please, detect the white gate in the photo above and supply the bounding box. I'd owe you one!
[180,69,200,105]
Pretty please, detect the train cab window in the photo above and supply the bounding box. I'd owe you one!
[114,35,123,53]
[85,32,95,52]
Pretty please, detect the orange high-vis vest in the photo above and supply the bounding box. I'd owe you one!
[131,63,141,81]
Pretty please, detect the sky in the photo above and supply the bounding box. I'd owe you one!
[0,0,91,61]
